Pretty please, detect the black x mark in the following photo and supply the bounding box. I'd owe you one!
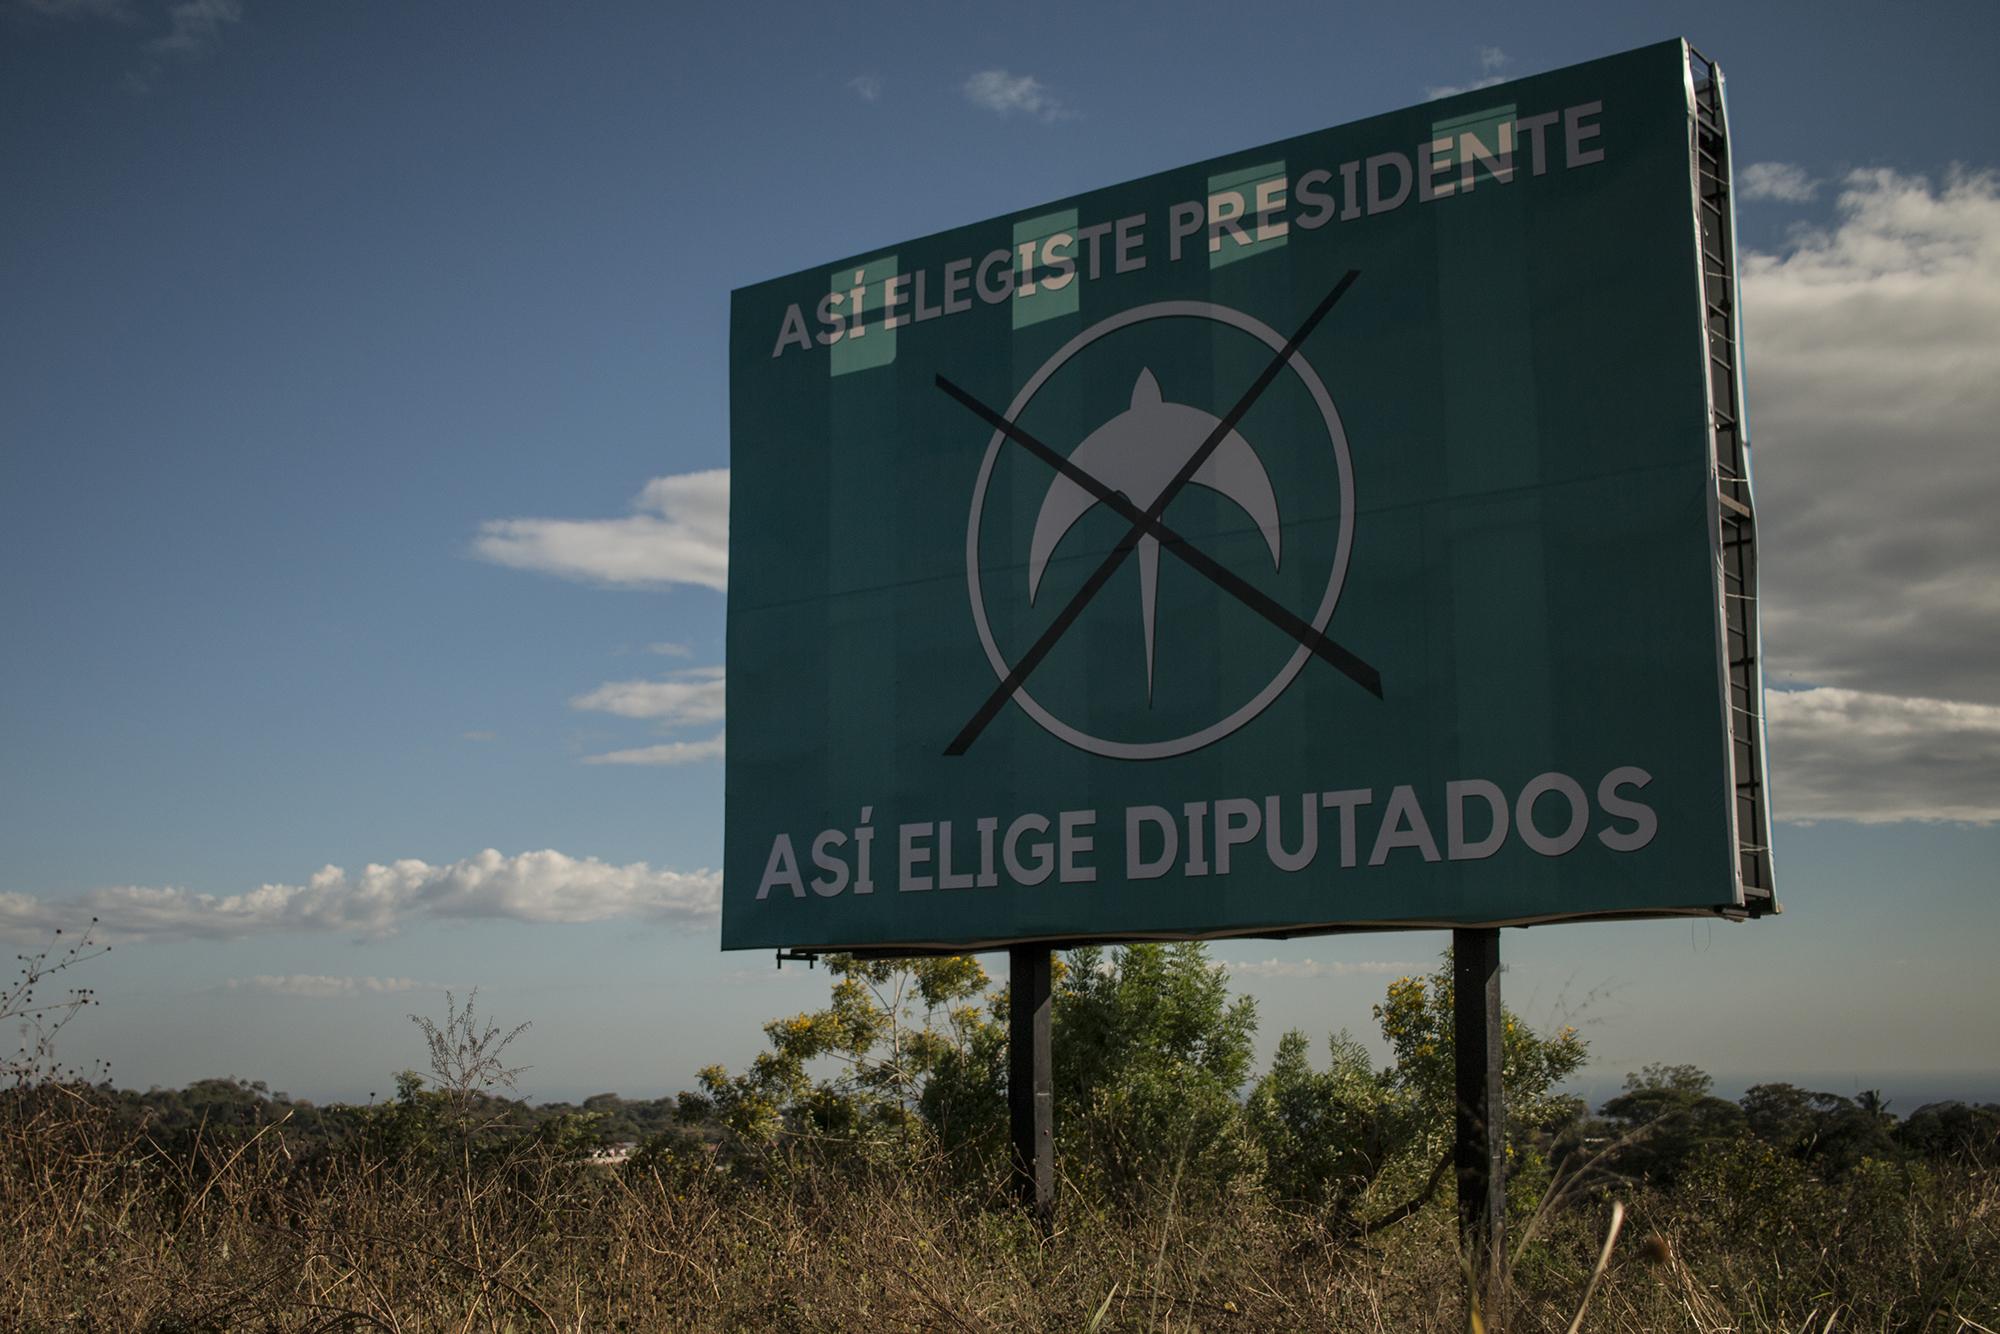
[941,270,1380,757]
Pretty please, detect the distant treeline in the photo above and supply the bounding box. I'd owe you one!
[63,1059,2000,1180]
[81,1076,697,1153]
[45,948,2000,1209]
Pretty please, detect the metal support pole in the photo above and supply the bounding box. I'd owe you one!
[1008,945,1054,1228]
[1454,927,1505,1322]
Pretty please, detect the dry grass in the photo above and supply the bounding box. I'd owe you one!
[2,1088,1995,1332]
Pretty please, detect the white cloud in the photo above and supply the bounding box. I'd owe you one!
[1744,168,2000,707]
[224,975,442,999]
[0,849,721,944]
[1223,958,1421,980]
[583,733,726,766]
[572,664,725,768]
[848,73,882,103]
[1766,687,2000,824]
[963,69,1072,123]
[647,641,692,658]
[1737,161,1819,203]
[570,665,724,726]
[473,469,728,592]
[1424,75,1508,100]
[146,0,240,58]
[1426,50,1511,100]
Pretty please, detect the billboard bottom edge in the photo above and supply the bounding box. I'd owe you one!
[728,903,1759,957]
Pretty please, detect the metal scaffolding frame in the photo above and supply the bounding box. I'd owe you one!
[1690,46,1777,915]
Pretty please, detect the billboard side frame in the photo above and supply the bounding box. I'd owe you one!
[1686,41,1779,917]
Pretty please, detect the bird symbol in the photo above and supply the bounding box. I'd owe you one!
[1028,368,1282,700]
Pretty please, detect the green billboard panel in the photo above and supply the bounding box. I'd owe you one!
[724,39,1773,954]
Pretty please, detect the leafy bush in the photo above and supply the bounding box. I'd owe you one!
[1049,943,1264,1201]
[1245,1028,1391,1212]
[1245,953,1587,1232]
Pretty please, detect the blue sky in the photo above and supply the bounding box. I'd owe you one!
[3,0,1997,1107]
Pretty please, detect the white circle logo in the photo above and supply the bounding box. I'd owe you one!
[962,301,1357,760]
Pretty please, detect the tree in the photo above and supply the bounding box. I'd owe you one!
[1898,1101,2000,1165]
[687,954,997,1161]
[1050,943,1263,1198]
[1246,951,1588,1227]
[696,943,1269,1195]
[1588,1063,1746,1187]
[1370,954,1589,1161]
[702,941,1589,1223]
[1741,1082,1900,1174]
[1245,1028,1396,1213]
[1623,1062,1715,1098]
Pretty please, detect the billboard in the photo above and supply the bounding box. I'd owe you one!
[723,38,1774,954]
